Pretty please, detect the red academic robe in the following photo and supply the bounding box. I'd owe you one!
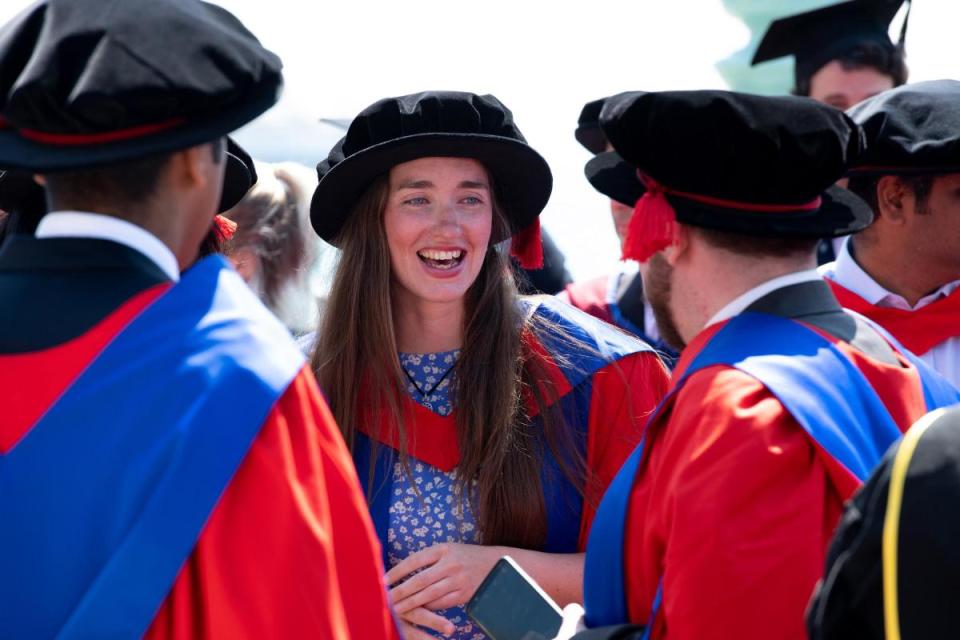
[356,298,671,555]
[622,324,928,640]
[0,236,397,640]
[559,276,615,325]
[146,368,399,640]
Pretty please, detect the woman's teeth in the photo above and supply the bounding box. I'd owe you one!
[417,249,464,269]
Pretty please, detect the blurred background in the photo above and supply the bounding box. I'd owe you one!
[1,0,955,284]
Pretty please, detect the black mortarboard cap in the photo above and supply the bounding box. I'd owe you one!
[752,0,908,86]
[847,79,960,176]
[575,98,608,154]
[0,0,282,171]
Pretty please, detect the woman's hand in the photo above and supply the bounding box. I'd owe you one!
[398,607,456,639]
[387,542,503,614]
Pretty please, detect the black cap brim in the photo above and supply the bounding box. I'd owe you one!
[0,169,45,233]
[671,184,874,238]
[310,133,552,245]
[575,125,607,154]
[0,82,280,173]
[218,137,258,213]
[575,98,608,153]
[584,151,646,207]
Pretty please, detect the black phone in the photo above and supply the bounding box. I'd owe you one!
[466,555,564,640]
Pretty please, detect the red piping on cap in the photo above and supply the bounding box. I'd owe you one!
[510,217,543,270]
[622,173,822,263]
[0,116,186,145]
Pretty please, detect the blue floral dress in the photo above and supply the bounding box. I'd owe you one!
[390,350,486,640]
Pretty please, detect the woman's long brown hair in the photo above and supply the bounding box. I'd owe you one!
[312,174,587,548]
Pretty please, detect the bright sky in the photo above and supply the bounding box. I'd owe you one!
[2,0,957,280]
[220,0,747,281]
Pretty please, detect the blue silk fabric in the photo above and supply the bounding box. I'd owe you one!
[583,312,960,629]
[355,297,655,565]
[0,256,304,639]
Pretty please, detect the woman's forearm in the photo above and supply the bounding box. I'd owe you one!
[489,547,585,606]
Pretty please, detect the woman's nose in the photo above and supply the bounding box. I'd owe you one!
[434,202,460,228]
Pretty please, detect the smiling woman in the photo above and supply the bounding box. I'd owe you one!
[307,91,670,640]
[384,158,494,310]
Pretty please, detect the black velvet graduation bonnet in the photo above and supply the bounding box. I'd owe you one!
[309,91,553,267]
[846,79,960,176]
[0,0,283,171]
[600,90,874,261]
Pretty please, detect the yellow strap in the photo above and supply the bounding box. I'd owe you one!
[882,408,946,640]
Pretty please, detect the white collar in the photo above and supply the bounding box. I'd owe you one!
[824,239,960,310]
[35,211,179,282]
[706,269,823,328]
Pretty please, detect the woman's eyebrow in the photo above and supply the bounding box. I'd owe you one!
[396,179,433,190]
[395,179,489,190]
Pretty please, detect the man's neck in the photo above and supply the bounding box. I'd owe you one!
[679,254,817,342]
[851,237,957,307]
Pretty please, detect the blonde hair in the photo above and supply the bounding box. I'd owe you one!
[226,162,322,332]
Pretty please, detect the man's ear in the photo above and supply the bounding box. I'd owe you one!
[168,144,213,190]
[876,175,909,225]
[661,223,690,266]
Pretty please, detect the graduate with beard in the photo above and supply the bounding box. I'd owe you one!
[560,98,676,362]
[559,90,960,640]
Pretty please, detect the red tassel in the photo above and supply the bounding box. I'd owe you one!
[621,177,677,263]
[510,217,544,270]
[213,214,238,242]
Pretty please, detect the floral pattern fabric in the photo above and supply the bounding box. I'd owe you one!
[389,350,486,639]
[398,350,459,416]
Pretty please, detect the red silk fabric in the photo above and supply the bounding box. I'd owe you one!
[828,279,960,355]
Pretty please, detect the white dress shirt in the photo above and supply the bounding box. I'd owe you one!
[706,269,824,329]
[820,239,960,387]
[36,211,180,282]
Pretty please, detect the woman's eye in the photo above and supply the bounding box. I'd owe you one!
[462,196,483,205]
[404,196,429,206]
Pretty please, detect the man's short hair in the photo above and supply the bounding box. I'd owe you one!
[847,174,935,216]
[693,226,820,258]
[794,42,908,97]
[45,140,225,208]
